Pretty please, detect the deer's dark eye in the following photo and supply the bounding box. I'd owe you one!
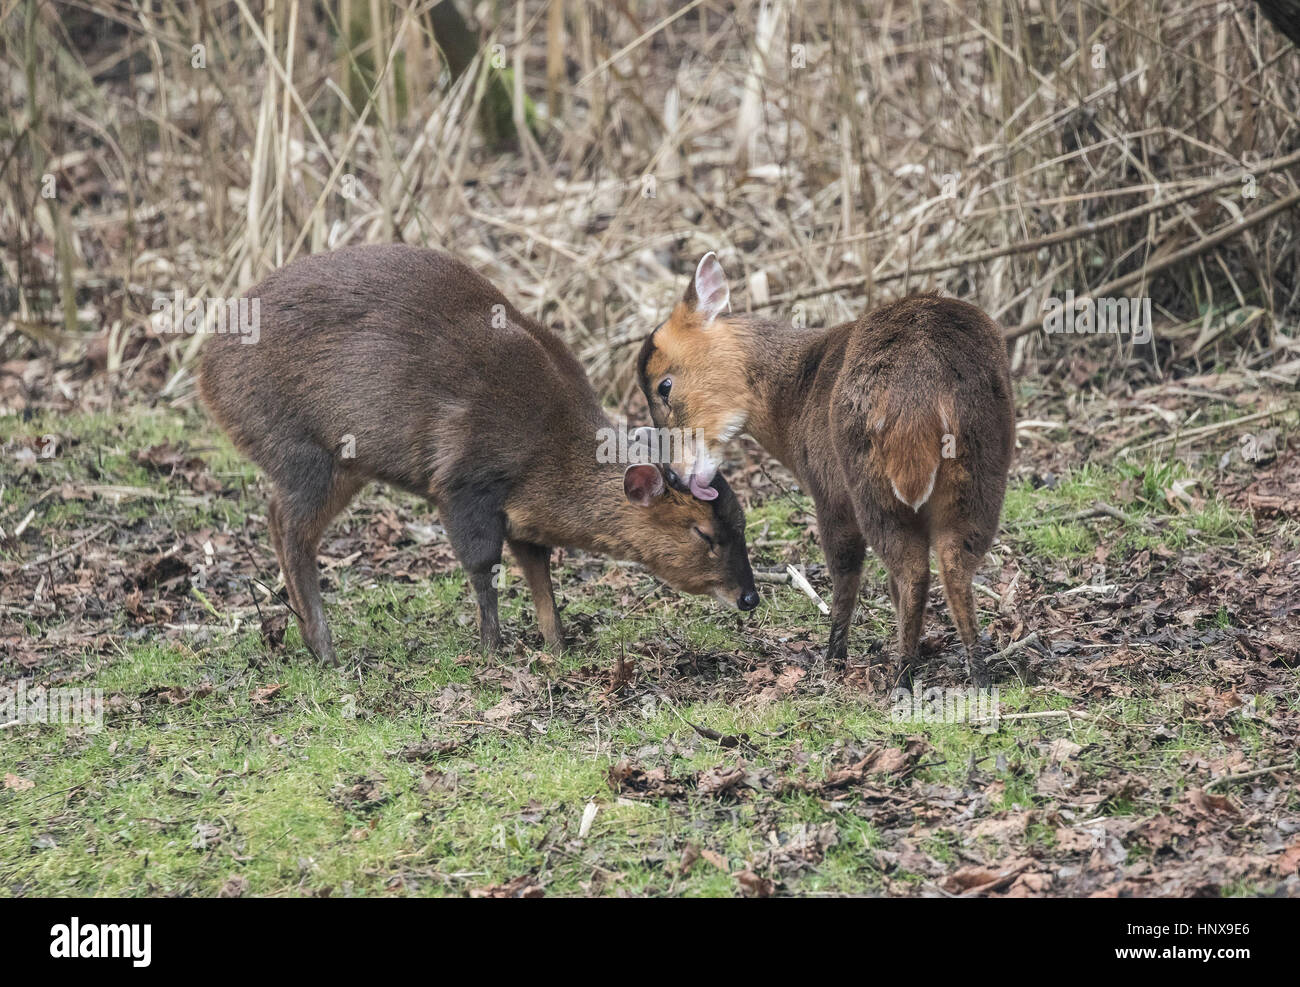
[692,526,715,548]
[657,377,672,400]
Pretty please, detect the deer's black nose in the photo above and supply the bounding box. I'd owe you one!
[738,588,759,611]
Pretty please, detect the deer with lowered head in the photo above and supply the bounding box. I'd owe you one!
[200,244,758,664]
[636,253,1014,685]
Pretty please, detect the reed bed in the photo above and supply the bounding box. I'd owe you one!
[2,0,1299,411]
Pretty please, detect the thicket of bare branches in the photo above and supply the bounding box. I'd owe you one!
[3,1,1299,413]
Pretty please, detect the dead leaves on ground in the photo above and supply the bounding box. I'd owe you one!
[608,739,928,805]
[941,858,1037,896]
[607,760,690,800]
[153,682,214,706]
[469,874,545,898]
[678,843,777,897]
[330,774,390,814]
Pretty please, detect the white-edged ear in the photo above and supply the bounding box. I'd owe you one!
[692,252,730,324]
[623,462,665,507]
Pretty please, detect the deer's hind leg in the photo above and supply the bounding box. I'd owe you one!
[509,539,563,650]
[879,517,931,684]
[935,526,994,688]
[268,445,363,664]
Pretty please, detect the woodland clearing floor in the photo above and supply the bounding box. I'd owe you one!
[1,365,1297,897]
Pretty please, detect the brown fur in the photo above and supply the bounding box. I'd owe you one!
[200,244,756,663]
[638,282,1014,685]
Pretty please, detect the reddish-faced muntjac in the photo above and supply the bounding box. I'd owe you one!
[637,253,1014,685]
[200,244,758,664]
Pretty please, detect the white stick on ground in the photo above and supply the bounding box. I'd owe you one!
[579,801,599,839]
[786,564,830,615]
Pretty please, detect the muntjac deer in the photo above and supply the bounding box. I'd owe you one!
[637,253,1014,685]
[200,245,758,664]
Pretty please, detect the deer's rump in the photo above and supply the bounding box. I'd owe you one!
[831,293,1014,526]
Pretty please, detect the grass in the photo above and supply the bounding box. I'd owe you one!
[0,404,1289,897]
[4,629,1226,897]
[9,622,1275,896]
[1002,458,1255,560]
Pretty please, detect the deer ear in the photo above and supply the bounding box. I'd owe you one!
[682,252,730,325]
[623,462,665,506]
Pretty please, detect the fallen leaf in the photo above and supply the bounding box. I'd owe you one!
[1274,839,1300,877]
[1047,738,1083,763]
[218,875,249,898]
[4,773,35,791]
[700,848,730,872]
[697,764,749,798]
[735,869,775,897]
[1185,787,1239,817]
[470,875,545,898]
[940,858,1033,895]
[250,682,285,704]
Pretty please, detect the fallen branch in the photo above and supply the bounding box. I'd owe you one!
[19,523,111,571]
[755,149,1300,312]
[1205,763,1291,791]
[1010,501,1155,532]
[967,707,1131,729]
[1007,189,1300,340]
[1117,406,1285,457]
[1059,584,1117,596]
[987,631,1042,669]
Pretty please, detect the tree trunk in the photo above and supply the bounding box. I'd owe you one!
[429,0,517,147]
[1253,0,1300,47]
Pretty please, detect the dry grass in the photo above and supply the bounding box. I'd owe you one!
[2,0,1300,413]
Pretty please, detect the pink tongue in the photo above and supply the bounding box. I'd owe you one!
[689,474,718,500]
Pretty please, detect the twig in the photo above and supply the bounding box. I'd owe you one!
[1204,764,1291,791]
[987,632,1041,669]
[757,149,1300,311]
[19,523,111,571]
[970,709,1094,725]
[1011,505,1112,528]
[1011,501,1154,532]
[1007,189,1300,340]
[11,508,36,538]
[786,564,830,615]
[1117,407,1284,456]
[1059,584,1117,596]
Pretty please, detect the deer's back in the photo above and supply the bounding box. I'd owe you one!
[199,245,597,497]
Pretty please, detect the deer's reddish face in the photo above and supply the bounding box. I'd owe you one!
[636,253,749,491]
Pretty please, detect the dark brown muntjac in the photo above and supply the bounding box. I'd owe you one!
[200,244,758,664]
[637,253,1015,685]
